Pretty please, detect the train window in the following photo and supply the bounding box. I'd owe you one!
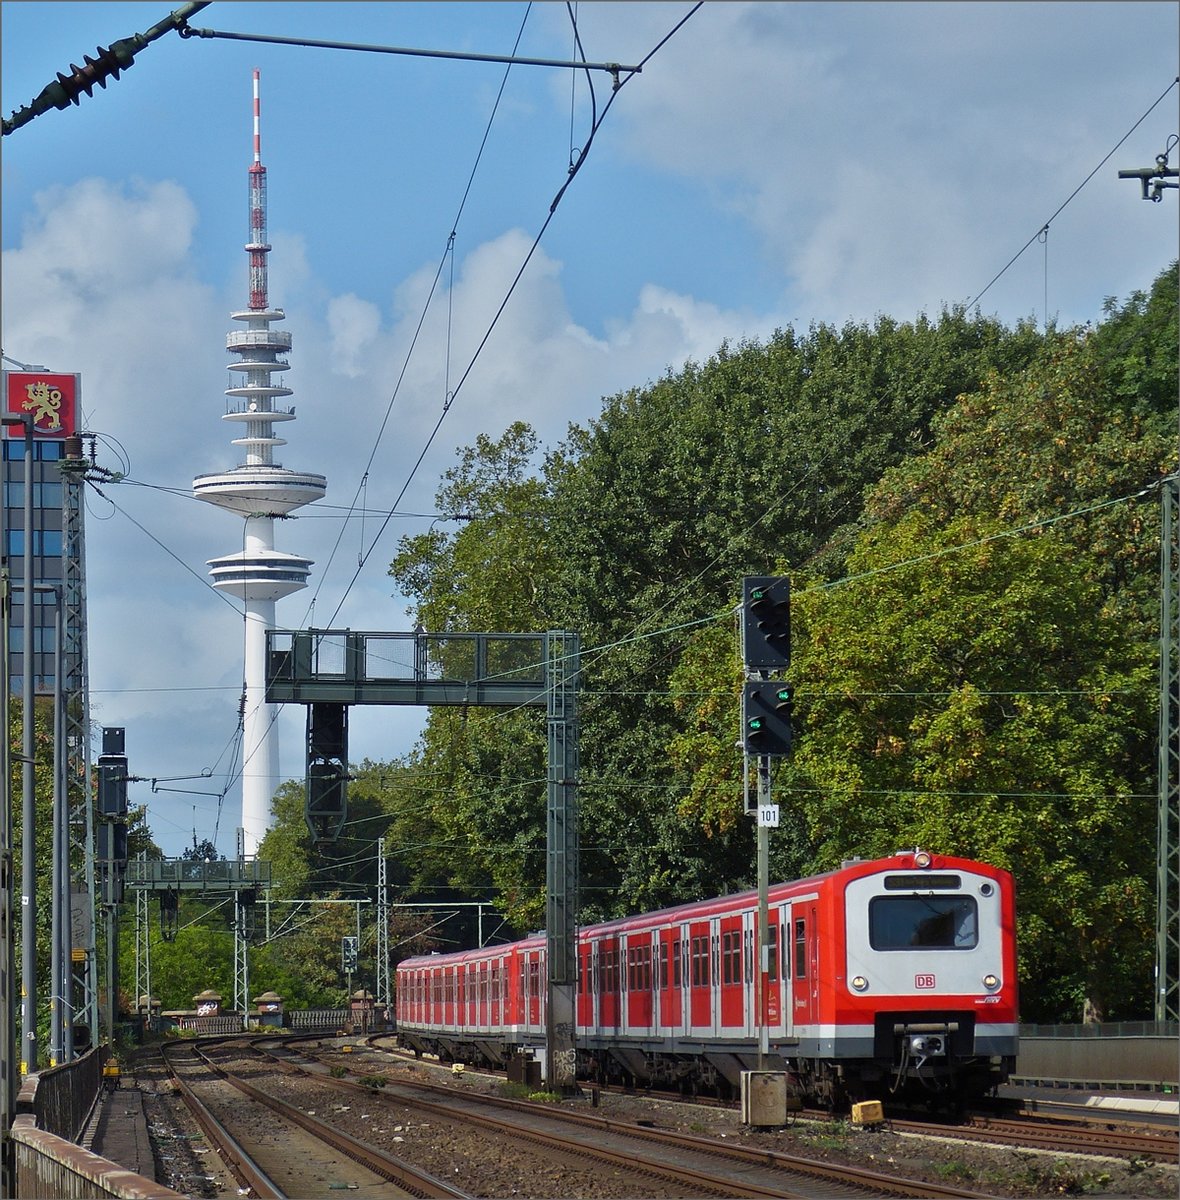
[794,919,806,979]
[691,934,710,986]
[602,946,619,993]
[673,937,683,989]
[767,923,779,983]
[721,930,741,984]
[869,895,978,949]
[659,940,669,989]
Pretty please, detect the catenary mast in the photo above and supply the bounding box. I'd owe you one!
[194,70,326,855]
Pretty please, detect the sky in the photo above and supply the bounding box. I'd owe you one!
[2,1,1177,860]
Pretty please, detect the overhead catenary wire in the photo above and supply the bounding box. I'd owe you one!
[294,3,540,628]
[966,74,1179,311]
[311,4,704,630]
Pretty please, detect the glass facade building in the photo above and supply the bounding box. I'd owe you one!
[2,437,67,695]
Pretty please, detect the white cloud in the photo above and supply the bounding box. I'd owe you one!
[327,293,382,377]
[3,174,776,854]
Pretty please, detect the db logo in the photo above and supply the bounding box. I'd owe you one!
[914,973,936,989]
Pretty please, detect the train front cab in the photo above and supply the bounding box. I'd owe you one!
[837,854,1019,1103]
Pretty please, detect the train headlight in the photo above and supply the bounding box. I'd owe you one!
[850,975,869,991]
[982,973,1000,991]
[913,850,932,868]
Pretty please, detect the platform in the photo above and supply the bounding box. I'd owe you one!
[83,1080,156,1179]
[1002,1082,1180,1119]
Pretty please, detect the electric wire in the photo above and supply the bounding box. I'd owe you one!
[316,4,703,630]
[292,3,536,628]
[966,74,1179,311]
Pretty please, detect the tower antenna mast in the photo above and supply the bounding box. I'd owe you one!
[193,70,327,856]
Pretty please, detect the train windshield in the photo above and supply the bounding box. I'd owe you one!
[868,895,978,950]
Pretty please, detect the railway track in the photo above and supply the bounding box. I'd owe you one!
[257,1034,993,1199]
[946,1112,1178,1163]
[357,1034,1180,1169]
[161,1040,469,1198]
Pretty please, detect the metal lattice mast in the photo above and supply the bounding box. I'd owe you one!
[233,890,250,1025]
[134,873,149,1021]
[61,442,97,1049]
[376,838,390,1010]
[545,631,579,1094]
[1157,476,1180,1023]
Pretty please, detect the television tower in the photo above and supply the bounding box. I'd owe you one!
[194,70,326,856]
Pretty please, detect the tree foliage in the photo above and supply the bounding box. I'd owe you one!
[137,264,1176,1026]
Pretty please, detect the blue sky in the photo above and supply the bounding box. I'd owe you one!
[2,1,1178,858]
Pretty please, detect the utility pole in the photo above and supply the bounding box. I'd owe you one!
[1119,141,1179,1024]
[19,412,36,1076]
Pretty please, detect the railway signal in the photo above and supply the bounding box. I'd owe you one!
[742,576,791,670]
[743,680,794,757]
[341,936,359,975]
[306,703,348,843]
[97,754,128,815]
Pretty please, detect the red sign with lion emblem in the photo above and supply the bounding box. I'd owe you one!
[3,371,78,438]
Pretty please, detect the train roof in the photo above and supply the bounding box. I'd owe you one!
[395,851,1007,970]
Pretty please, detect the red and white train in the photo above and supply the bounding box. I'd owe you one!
[396,849,1018,1106]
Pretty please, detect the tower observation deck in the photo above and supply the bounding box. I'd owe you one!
[193,70,326,855]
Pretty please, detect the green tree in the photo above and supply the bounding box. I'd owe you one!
[785,510,1155,1019]
[390,422,559,929]
[658,266,1176,1019]
[545,311,1044,915]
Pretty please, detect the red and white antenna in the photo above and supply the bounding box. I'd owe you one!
[247,67,269,311]
[193,68,327,856]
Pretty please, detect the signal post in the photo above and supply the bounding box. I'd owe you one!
[740,577,792,1072]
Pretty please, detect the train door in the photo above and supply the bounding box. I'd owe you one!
[688,920,712,1032]
[790,902,819,1030]
[765,905,791,1040]
[677,925,691,1037]
[626,932,655,1033]
[504,948,520,1031]
[526,951,542,1030]
[718,913,744,1031]
[576,940,593,1031]
[657,926,679,1031]
[599,936,620,1029]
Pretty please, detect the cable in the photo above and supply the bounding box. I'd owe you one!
[296,5,538,628]
[83,477,243,614]
[317,4,704,630]
[966,74,1180,311]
